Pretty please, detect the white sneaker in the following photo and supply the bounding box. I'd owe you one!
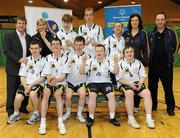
[63,112,71,121]
[58,123,67,135]
[7,114,20,124]
[77,114,85,123]
[146,119,155,129]
[128,118,140,129]
[133,107,139,113]
[39,127,46,135]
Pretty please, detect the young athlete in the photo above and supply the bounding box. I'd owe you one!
[7,41,45,125]
[57,14,77,52]
[116,46,155,129]
[78,7,104,57]
[80,44,120,127]
[39,38,70,135]
[63,36,91,123]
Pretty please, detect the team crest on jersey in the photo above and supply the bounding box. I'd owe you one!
[113,44,117,48]
[51,64,55,68]
[28,65,33,70]
[61,36,65,40]
[71,59,76,63]
[125,67,129,72]
[83,32,87,36]
[92,67,97,71]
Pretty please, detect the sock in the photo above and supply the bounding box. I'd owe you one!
[40,118,46,128]
[146,114,152,120]
[33,111,39,115]
[109,112,115,119]
[89,114,94,119]
[77,106,83,116]
[128,115,135,120]
[134,107,139,110]
[58,117,63,125]
[66,107,71,114]
[14,111,19,115]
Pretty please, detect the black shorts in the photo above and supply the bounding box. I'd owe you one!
[44,84,65,95]
[120,81,146,95]
[67,82,86,92]
[17,84,43,98]
[87,82,114,95]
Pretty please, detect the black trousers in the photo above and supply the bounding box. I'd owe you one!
[148,63,175,111]
[6,75,29,116]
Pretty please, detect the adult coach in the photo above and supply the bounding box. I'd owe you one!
[148,12,177,116]
[3,16,31,116]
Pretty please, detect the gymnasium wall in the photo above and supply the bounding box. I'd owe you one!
[0,0,180,28]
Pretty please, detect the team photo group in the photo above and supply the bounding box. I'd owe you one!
[3,7,178,135]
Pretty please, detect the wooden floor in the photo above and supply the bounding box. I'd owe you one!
[0,67,180,138]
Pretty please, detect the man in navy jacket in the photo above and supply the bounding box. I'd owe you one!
[3,16,31,116]
[148,12,177,116]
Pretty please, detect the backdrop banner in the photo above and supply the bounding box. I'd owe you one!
[104,4,141,37]
[24,6,72,36]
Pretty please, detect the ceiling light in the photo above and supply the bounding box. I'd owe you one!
[98,1,102,4]
[131,0,135,4]
[28,0,33,3]
[64,0,69,2]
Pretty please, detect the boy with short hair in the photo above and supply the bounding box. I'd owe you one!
[7,40,45,125]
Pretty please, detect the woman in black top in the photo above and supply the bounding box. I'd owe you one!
[123,14,149,111]
[32,19,55,57]
[123,13,148,66]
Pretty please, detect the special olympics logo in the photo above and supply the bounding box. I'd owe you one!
[42,12,48,19]
[119,9,125,17]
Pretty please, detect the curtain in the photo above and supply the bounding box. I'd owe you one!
[0,28,15,66]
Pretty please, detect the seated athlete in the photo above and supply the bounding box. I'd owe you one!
[63,36,91,123]
[80,44,120,127]
[116,46,155,129]
[7,40,45,125]
[39,38,70,135]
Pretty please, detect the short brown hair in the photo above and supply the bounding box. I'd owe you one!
[113,22,123,28]
[123,46,135,55]
[16,16,27,24]
[62,14,73,23]
[95,44,106,51]
[155,11,167,19]
[74,36,85,45]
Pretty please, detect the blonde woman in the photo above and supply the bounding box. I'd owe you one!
[32,19,55,57]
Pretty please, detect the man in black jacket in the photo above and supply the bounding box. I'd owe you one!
[3,16,31,116]
[148,12,177,116]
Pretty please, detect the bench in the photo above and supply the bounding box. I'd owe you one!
[47,91,126,114]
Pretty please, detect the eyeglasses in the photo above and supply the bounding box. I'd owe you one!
[85,14,93,16]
